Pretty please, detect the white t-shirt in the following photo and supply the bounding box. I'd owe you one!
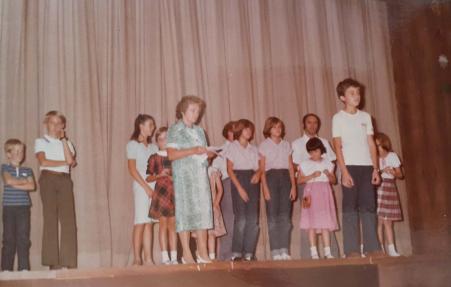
[35,135,76,174]
[332,110,374,166]
[292,134,336,165]
[299,158,334,183]
[126,140,158,180]
[379,152,401,179]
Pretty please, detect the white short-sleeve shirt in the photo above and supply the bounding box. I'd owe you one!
[299,158,334,183]
[332,110,373,166]
[258,138,292,171]
[223,140,259,171]
[34,135,76,173]
[380,152,401,179]
[292,134,336,165]
[126,140,158,179]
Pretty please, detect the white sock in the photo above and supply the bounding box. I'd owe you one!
[310,246,319,259]
[170,250,177,261]
[161,250,170,262]
[324,246,332,256]
[209,253,216,260]
[387,244,400,256]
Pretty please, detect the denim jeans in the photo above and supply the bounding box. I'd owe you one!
[342,165,380,255]
[231,170,260,258]
[1,206,31,271]
[265,169,292,256]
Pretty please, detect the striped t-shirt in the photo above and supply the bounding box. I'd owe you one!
[1,164,33,206]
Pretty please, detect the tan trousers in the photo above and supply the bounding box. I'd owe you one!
[39,171,77,268]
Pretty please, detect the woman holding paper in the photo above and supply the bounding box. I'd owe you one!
[167,96,215,264]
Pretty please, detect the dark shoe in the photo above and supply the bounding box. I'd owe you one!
[346,252,362,258]
[49,265,62,270]
[231,256,242,262]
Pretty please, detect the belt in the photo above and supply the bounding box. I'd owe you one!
[41,170,70,177]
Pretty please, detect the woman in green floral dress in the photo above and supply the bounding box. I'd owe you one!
[167,96,215,264]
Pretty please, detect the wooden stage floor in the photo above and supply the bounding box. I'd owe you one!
[0,254,450,287]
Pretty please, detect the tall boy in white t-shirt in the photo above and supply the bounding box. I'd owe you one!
[332,78,382,257]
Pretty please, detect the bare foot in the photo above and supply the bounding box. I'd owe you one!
[143,260,154,266]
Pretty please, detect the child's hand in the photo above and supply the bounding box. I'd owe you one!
[263,186,271,201]
[238,187,249,202]
[312,171,322,178]
[341,171,354,188]
[59,129,66,140]
[323,169,330,176]
[250,173,260,184]
[372,169,381,185]
[383,167,395,176]
[144,186,154,198]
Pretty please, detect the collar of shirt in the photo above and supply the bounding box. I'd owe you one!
[44,134,60,143]
[233,140,252,150]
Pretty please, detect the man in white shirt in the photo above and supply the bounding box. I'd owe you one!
[292,113,340,258]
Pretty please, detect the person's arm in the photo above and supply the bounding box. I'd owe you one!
[298,169,321,184]
[61,138,76,167]
[332,137,354,187]
[367,135,381,185]
[259,156,270,201]
[227,159,249,202]
[2,172,36,191]
[167,146,206,161]
[212,173,224,209]
[288,155,297,201]
[127,159,154,197]
[36,152,68,167]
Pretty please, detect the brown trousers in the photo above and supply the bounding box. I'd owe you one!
[39,171,77,268]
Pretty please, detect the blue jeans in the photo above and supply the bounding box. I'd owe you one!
[342,165,380,255]
[1,206,31,271]
[231,170,260,258]
[265,169,292,256]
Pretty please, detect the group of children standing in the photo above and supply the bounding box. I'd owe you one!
[1,78,405,271]
[2,111,77,271]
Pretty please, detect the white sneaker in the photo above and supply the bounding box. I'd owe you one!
[272,254,282,261]
[170,259,179,265]
[325,254,334,259]
[312,254,319,260]
[162,258,171,265]
[281,253,292,260]
[388,250,400,257]
[387,244,401,257]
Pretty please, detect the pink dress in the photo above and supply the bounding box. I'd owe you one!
[299,159,338,232]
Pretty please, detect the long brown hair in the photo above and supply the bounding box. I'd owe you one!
[130,114,156,144]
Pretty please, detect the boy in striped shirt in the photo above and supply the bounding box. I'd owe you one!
[1,139,35,271]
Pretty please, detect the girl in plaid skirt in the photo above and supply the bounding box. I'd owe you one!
[146,127,177,265]
[375,133,404,257]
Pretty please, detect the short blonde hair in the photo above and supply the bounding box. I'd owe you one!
[44,110,67,126]
[175,96,206,120]
[4,138,24,153]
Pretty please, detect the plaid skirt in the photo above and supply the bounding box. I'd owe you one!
[377,178,402,221]
[149,177,175,219]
